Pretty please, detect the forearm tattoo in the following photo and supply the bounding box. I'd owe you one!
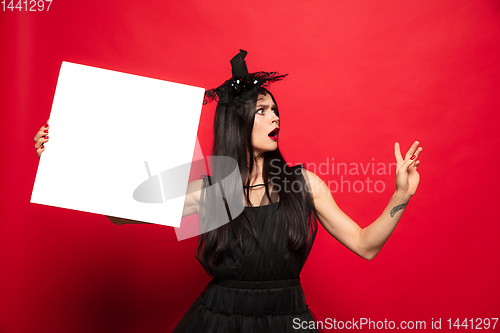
[390,203,408,217]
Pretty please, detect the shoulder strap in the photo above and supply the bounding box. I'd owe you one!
[202,175,212,188]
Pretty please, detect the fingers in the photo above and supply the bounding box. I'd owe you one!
[404,140,420,160]
[394,140,423,175]
[36,145,46,158]
[34,122,49,141]
[34,123,49,147]
[401,146,423,172]
[412,159,421,171]
[394,142,404,164]
[34,122,49,157]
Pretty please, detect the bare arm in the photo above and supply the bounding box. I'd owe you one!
[304,141,423,260]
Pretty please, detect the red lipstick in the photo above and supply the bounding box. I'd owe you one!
[268,127,280,140]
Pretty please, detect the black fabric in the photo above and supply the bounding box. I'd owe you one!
[214,278,300,289]
[172,165,320,333]
[203,50,287,105]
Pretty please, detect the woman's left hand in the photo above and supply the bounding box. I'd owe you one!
[394,140,423,197]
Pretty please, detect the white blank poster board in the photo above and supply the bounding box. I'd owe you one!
[31,62,205,227]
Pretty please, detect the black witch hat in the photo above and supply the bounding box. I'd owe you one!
[203,49,287,105]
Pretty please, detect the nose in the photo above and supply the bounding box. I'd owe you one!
[271,113,280,126]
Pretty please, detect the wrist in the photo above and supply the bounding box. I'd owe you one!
[393,190,412,203]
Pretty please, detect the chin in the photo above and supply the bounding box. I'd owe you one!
[264,144,279,152]
[254,145,278,156]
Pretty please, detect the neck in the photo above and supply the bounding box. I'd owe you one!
[246,152,265,184]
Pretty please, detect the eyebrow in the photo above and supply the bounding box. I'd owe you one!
[256,103,277,109]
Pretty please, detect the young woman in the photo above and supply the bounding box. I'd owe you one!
[34,50,422,332]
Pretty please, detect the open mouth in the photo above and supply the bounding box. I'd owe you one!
[268,127,280,140]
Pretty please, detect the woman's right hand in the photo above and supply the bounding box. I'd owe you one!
[34,120,49,157]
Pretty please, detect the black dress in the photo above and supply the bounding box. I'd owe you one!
[172,166,320,333]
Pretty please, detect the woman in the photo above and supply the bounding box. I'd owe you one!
[34,50,422,332]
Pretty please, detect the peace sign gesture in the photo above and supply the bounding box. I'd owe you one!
[394,141,423,197]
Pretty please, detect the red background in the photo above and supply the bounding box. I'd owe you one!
[1,0,499,332]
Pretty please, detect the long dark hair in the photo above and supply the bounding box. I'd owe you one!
[198,87,317,266]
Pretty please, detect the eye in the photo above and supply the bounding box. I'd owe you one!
[256,109,264,115]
